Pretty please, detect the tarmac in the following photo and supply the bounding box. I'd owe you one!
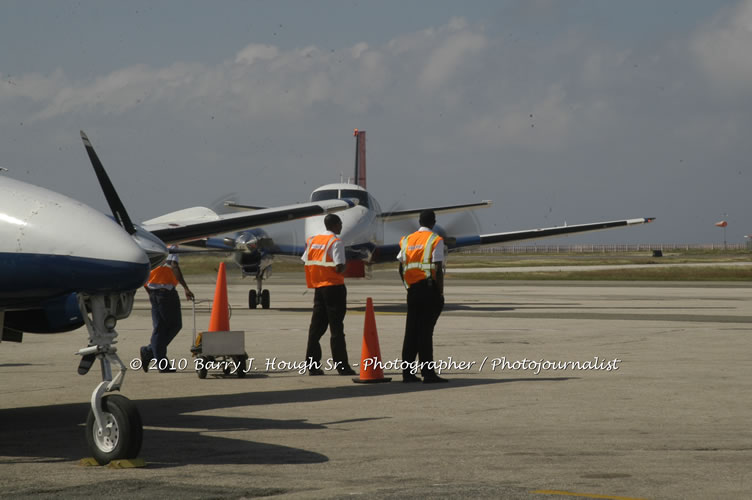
[1,270,750,499]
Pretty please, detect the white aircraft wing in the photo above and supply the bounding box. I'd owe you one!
[141,199,357,245]
[450,217,656,249]
[371,217,655,262]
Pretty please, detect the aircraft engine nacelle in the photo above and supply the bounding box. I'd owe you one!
[232,228,274,254]
[4,293,84,334]
[432,224,456,247]
[231,229,274,279]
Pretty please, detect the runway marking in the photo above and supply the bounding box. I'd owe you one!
[531,490,648,500]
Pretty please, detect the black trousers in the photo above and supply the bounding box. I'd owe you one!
[402,279,444,376]
[305,285,350,369]
[147,288,182,363]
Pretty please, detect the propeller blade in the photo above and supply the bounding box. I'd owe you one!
[80,131,137,235]
[443,210,482,237]
[208,192,241,215]
[384,199,419,236]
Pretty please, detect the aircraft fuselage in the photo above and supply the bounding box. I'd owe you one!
[304,183,383,248]
[0,176,149,310]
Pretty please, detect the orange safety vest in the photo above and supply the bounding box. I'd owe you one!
[147,264,178,288]
[304,233,345,288]
[400,231,442,287]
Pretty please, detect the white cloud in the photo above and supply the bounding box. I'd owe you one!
[417,19,487,91]
[234,44,279,65]
[5,18,490,126]
[26,62,204,121]
[461,84,580,150]
[691,0,752,92]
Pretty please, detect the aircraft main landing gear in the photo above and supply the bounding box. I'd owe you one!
[77,292,143,465]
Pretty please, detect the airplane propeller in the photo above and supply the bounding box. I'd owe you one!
[385,202,483,247]
[80,131,137,235]
[80,131,168,268]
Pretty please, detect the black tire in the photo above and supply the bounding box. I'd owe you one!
[261,289,270,309]
[197,367,208,379]
[85,394,142,465]
[248,289,257,309]
[223,363,232,376]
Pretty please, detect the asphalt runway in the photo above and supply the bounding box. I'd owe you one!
[1,271,750,499]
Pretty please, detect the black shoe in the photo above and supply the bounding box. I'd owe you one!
[338,366,357,376]
[422,373,449,384]
[402,373,422,383]
[139,346,151,373]
[159,367,177,373]
[309,368,325,376]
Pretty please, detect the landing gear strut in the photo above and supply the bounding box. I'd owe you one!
[76,292,142,465]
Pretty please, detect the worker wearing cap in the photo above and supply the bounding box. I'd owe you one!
[398,209,448,383]
[302,214,356,376]
[140,246,194,373]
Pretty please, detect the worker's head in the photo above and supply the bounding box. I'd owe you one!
[419,210,436,229]
[324,214,343,234]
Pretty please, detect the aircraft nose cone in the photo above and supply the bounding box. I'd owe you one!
[62,206,151,292]
[1,178,150,294]
[132,226,169,269]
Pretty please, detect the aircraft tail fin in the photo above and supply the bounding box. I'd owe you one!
[353,129,366,189]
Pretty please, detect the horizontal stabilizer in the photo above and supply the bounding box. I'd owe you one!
[224,201,266,211]
[380,200,492,222]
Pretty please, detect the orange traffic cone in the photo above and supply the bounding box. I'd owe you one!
[208,262,230,332]
[352,297,391,383]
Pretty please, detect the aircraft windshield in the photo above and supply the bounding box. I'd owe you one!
[311,190,339,202]
[340,190,369,209]
[311,189,369,208]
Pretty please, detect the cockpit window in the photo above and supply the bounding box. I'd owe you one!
[310,190,339,202]
[311,188,369,209]
[340,189,370,209]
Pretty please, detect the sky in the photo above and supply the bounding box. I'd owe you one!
[1,0,750,245]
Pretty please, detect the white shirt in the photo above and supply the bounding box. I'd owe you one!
[301,230,346,266]
[397,227,445,264]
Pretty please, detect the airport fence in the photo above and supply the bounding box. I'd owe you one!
[457,243,749,254]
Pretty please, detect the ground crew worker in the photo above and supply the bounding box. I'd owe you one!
[140,246,194,373]
[302,214,357,376]
[398,209,448,383]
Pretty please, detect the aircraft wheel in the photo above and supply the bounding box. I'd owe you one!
[261,289,270,309]
[197,367,208,379]
[248,290,257,309]
[85,394,142,465]
[223,363,232,376]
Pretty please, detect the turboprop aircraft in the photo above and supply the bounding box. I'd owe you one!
[197,130,654,309]
[0,131,356,465]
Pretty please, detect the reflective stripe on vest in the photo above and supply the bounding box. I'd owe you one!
[400,231,441,287]
[147,265,178,287]
[304,233,344,288]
